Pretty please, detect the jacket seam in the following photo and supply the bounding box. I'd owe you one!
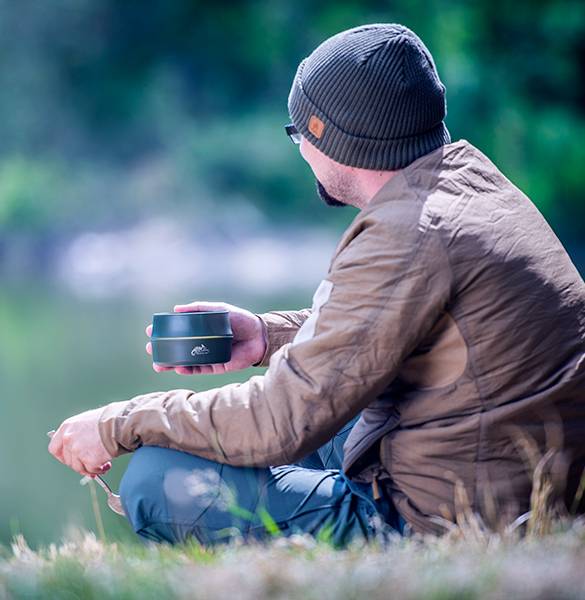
[402,166,485,509]
[298,213,440,452]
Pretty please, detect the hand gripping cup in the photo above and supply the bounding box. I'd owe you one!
[150,311,233,367]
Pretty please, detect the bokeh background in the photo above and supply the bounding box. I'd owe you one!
[1,0,584,547]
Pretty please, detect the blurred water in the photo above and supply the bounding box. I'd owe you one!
[55,218,340,300]
[0,283,309,547]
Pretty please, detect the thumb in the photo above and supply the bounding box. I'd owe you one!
[174,301,227,313]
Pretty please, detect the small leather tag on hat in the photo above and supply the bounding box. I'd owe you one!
[308,115,325,139]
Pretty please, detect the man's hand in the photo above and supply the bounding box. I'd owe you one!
[48,407,113,477]
[145,300,268,375]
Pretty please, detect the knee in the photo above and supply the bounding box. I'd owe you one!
[119,445,226,545]
[119,446,172,538]
[119,446,164,507]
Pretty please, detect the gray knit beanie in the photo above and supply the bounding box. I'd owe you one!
[288,23,451,170]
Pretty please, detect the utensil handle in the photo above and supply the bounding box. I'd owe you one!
[92,474,114,495]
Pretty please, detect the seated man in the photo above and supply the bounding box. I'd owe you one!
[48,23,585,546]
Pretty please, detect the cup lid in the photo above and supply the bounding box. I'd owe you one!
[151,311,233,338]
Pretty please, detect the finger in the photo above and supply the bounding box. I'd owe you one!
[48,427,65,462]
[189,365,209,375]
[174,302,225,313]
[62,435,75,470]
[153,362,172,373]
[174,366,194,375]
[83,459,111,475]
[65,443,101,476]
[211,363,224,375]
[146,341,152,355]
[71,457,92,477]
[146,323,153,337]
[50,444,66,465]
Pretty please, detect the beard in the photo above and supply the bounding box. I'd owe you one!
[315,179,347,208]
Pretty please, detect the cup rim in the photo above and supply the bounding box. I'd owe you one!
[151,334,234,340]
[153,310,229,317]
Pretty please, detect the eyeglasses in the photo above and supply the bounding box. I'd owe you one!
[285,122,301,145]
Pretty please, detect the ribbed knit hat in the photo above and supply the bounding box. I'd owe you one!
[288,23,451,170]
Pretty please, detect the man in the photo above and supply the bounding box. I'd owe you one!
[48,23,585,546]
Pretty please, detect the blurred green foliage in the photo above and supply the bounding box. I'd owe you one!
[0,159,61,234]
[0,0,583,245]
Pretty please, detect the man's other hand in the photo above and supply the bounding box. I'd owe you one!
[48,407,113,476]
[145,301,267,375]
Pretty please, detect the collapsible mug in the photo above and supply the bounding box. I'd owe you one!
[151,310,233,366]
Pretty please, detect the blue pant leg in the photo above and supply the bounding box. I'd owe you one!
[120,446,267,545]
[316,413,360,470]
[254,463,382,546]
[292,448,325,470]
[293,413,361,470]
[119,445,394,547]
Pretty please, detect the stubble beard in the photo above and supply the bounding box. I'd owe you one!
[315,179,348,208]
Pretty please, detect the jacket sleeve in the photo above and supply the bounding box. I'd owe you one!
[251,309,313,367]
[98,210,452,466]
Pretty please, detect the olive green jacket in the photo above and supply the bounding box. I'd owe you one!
[98,139,585,534]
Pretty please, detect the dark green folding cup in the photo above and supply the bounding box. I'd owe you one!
[151,311,233,367]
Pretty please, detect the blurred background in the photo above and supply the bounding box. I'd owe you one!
[0,0,584,547]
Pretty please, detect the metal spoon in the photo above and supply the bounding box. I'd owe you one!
[47,430,126,516]
[79,473,126,516]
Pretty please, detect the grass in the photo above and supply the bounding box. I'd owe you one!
[1,520,585,599]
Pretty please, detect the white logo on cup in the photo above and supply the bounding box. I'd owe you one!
[191,344,210,356]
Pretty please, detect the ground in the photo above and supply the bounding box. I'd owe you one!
[1,519,585,600]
